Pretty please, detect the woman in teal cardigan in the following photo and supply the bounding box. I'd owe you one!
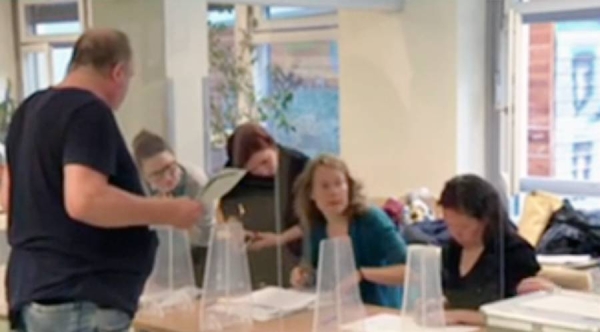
[290,154,407,308]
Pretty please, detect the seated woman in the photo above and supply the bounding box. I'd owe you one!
[438,174,541,325]
[132,129,211,285]
[219,122,309,287]
[290,154,407,308]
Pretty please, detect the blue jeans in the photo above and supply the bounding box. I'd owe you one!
[16,302,131,332]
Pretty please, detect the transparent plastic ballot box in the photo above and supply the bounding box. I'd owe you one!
[481,290,600,332]
[0,213,8,269]
[0,213,9,314]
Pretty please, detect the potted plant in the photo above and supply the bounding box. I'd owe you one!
[208,20,302,148]
[0,79,15,142]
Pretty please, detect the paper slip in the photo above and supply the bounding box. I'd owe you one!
[227,287,316,322]
[197,168,246,203]
[537,255,593,265]
[342,314,479,332]
[521,292,600,321]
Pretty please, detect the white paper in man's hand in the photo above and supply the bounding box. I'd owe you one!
[197,168,246,203]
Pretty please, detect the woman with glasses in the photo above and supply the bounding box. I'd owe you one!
[132,129,211,285]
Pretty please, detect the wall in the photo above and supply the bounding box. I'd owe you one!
[163,1,209,168]
[0,1,17,100]
[89,0,208,167]
[338,0,486,197]
[456,0,486,176]
[89,0,168,147]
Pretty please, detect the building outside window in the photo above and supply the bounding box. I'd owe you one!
[511,3,600,211]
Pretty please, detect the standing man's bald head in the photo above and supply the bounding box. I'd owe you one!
[63,28,134,110]
[69,28,132,73]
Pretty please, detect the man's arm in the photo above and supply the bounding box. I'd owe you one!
[64,165,186,228]
[62,103,201,229]
[0,166,9,213]
[360,265,406,286]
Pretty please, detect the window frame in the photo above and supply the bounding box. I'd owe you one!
[20,43,53,97]
[252,5,337,33]
[205,4,340,171]
[249,5,338,46]
[261,6,334,20]
[505,0,600,198]
[16,0,86,100]
[17,0,86,44]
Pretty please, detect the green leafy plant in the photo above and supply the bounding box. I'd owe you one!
[208,21,303,147]
[0,79,15,141]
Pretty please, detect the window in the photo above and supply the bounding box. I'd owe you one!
[263,6,334,20]
[256,40,340,157]
[206,5,339,173]
[17,0,85,99]
[507,1,600,211]
[19,0,83,41]
[572,141,593,180]
[51,45,73,84]
[21,46,50,97]
[523,21,600,182]
[208,6,235,26]
[207,6,237,173]
[252,5,337,34]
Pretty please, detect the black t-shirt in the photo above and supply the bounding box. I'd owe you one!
[5,88,158,324]
[221,146,309,255]
[442,231,540,310]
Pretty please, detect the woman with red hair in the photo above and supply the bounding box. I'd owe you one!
[220,122,308,287]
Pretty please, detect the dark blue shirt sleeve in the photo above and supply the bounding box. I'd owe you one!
[369,208,408,264]
[62,101,118,176]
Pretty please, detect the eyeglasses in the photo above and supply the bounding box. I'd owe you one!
[148,162,179,182]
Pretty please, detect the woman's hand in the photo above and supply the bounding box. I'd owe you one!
[444,310,485,326]
[247,232,280,251]
[290,265,313,289]
[443,310,465,325]
[412,297,446,327]
[517,277,557,294]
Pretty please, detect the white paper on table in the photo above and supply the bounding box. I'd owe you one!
[520,292,600,320]
[537,255,592,265]
[342,314,479,332]
[226,287,316,322]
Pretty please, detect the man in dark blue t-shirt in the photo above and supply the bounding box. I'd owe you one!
[0,29,203,332]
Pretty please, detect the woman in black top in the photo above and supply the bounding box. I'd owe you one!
[438,175,541,325]
[219,122,309,287]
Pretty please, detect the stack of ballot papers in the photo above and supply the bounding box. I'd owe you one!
[482,290,600,332]
[220,287,316,322]
[536,255,599,269]
[341,314,479,332]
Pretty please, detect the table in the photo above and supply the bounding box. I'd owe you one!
[133,302,397,332]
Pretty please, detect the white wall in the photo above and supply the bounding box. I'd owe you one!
[456,0,486,176]
[339,0,486,197]
[163,1,209,168]
[89,0,208,167]
[89,0,168,147]
[0,1,17,100]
